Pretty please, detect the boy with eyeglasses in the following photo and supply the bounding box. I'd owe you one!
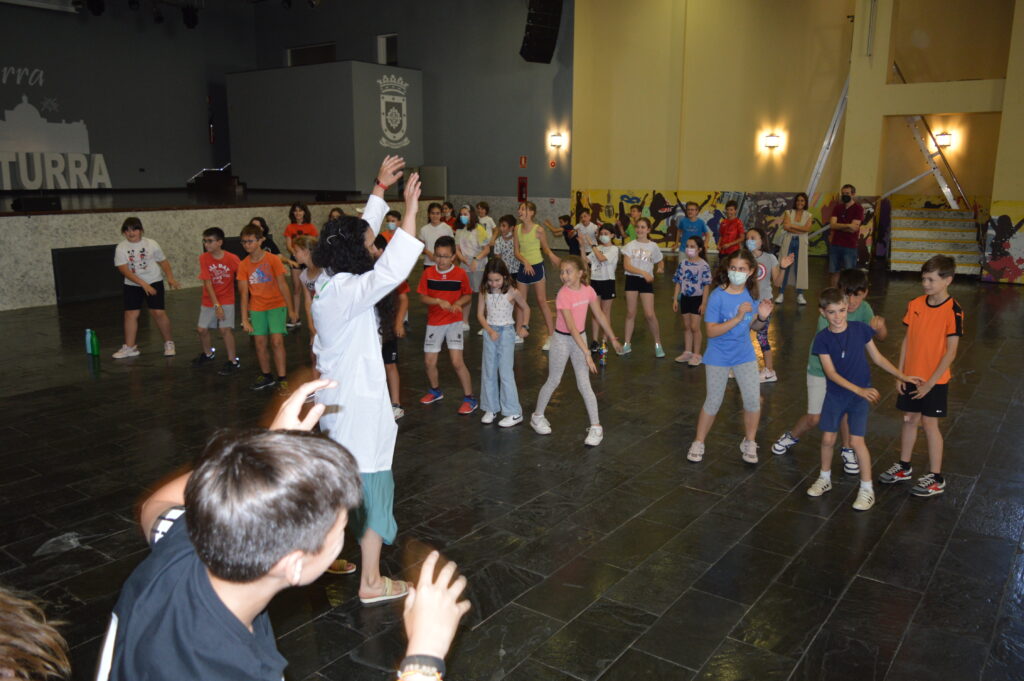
[193,227,242,374]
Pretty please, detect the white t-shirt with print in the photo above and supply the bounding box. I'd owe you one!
[621,240,663,277]
[114,237,166,286]
[588,244,619,281]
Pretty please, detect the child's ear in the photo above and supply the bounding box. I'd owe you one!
[271,550,306,586]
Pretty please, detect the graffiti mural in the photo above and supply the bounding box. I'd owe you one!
[983,201,1024,285]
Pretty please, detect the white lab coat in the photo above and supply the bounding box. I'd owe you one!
[312,195,423,472]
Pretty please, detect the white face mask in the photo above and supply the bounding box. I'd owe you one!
[599,234,612,244]
[728,270,749,286]
[685,247,698,257]
[385,221,398,230]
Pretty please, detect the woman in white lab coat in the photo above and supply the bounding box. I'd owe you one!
[311,159,423,604]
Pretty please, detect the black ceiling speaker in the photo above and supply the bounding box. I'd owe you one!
[519,0,563,64]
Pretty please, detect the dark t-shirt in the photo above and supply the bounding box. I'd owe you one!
[812,321,876,399]
[98,509,287,681]
[830,201,864,248]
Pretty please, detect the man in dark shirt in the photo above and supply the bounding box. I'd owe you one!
[828,183,864,286]
[95,379,469,681]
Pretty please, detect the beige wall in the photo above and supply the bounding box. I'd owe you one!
[572,0,854,194]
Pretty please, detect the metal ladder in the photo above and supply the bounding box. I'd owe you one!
[881,63,969,209]
[806,74,849,199]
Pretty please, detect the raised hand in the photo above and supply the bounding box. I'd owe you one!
[781,252,796,268]
[757,298,774,319]
[269,379,337,430]
[377,155,405,187]
[404,551,470,660]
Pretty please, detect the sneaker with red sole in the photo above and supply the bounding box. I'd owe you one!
[910,473,946,497]
[419,388,444,404]
[458,396,478,415]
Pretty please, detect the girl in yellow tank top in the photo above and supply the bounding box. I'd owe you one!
[513,201,561,348]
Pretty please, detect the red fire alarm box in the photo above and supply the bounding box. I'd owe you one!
[517,176,528,202]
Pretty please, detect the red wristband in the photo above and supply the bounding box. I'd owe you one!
[375,179,389,190]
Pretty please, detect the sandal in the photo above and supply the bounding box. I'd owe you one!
[359,576,410,605]
[326,559,357,575]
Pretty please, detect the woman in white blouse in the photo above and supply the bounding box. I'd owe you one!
[775,192,813,305]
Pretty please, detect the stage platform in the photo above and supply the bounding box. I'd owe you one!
[0,263,1022,681]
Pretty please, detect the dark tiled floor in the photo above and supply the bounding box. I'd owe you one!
[2,260,1023,681]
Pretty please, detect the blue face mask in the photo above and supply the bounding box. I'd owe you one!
[728,270,749,286]
[385,221,398,230]
[459,215,469,225]
[745,239,759,251]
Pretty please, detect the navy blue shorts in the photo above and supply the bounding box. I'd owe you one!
[516,261,545,284]
[828,245,858,273]
[819,389,870,437]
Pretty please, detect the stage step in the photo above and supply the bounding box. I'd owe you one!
[889,208,978,275]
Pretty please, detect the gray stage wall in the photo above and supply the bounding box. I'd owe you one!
[251,0,573,200]
[227,62,423,191]
[0,2,256,190]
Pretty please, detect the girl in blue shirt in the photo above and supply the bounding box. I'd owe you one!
[687,250,773,464]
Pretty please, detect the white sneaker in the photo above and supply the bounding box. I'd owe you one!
[686,441,705,462]
[163,340,176,357]
[112,344,140,359]
[462,322,471,332]
[584,425,604,447]
[760,370,778,383]
[797,293,808,305]
[515,335,525,345]
[481,411,497,425]
[740,438,759,464]
[771,431,799,455]
[530,414,552,435]
[498,414,523,428]
[840,448,859,474]
[687,354,702,367]
[392,405,405,420]
[852,486,875,511]
[806,477,833,497]
[542,339,551,351]
[774,293,784,304]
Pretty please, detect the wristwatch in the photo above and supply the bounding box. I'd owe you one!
[520,324,530,330]
[398,655,444,680]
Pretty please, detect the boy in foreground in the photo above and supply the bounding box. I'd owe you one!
[96,379,469,681]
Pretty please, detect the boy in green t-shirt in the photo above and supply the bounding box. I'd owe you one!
[771,269,887,472]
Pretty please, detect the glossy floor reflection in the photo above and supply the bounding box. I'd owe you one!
[1,261,1022,681]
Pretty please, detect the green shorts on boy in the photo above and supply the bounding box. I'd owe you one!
[879,255,963,497]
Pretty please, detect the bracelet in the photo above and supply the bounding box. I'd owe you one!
[375,178,390,190]
[521,324,529,330]
[399,655,445,679]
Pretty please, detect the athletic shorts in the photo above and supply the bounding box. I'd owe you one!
[591,279,616,300]
[896,382,949,418]
[625,275,654,294]
[249,307,287,336]
[424,322,463,353]
[123,281,165,311]
[382,338,398,365]
[197,304,235,329]
[515,262,545,284]
[806,373,827,415]
[819,389,870,437]
[678,294,702,315]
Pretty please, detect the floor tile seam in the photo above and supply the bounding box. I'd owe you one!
[518,656,586,681]
[622,645,700,674]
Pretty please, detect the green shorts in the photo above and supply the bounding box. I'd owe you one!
[249,307,288,336]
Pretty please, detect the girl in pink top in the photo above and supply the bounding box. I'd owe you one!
[530,256,622,446]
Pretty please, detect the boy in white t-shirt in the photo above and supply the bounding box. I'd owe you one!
[575,209,599,257]
[112,217,179,359]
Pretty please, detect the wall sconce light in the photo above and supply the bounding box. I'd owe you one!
[934,131,952,148]
[549,132,564,149]
[763,133,781,149]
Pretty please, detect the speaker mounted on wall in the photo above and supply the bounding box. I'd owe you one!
[519,0,563,64]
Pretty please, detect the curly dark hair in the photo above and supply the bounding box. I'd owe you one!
[314,217,397,341]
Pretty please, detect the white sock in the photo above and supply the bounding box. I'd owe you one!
[860,480,873,491]
[819,470,832,481]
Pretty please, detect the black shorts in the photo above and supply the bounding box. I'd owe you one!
[123,281,165,311]
[896,382,949,418]
[678,294,703,315]
[591,279,616,300]
[382,338,399,365]
[624,276,653,294]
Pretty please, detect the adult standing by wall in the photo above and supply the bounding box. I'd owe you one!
[828,184,864,287]
[775,192,813,305]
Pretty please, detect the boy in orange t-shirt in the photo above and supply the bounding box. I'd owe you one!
[237,224,297,393]
[878,255,963,497]
[717,200,745,257]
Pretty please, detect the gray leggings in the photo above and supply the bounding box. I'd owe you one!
[703,361,761,415]
[535,332,600,424]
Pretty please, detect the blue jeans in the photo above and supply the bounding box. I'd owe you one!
[780,237,803,295]
[480,324,521,416]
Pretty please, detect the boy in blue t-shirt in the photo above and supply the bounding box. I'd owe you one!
[805,288,922,512]
[676,201,709,252]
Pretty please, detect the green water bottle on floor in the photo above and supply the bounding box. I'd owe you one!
[90,329,100,356]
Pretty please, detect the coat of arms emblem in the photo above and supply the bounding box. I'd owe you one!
[378,75,410,149]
